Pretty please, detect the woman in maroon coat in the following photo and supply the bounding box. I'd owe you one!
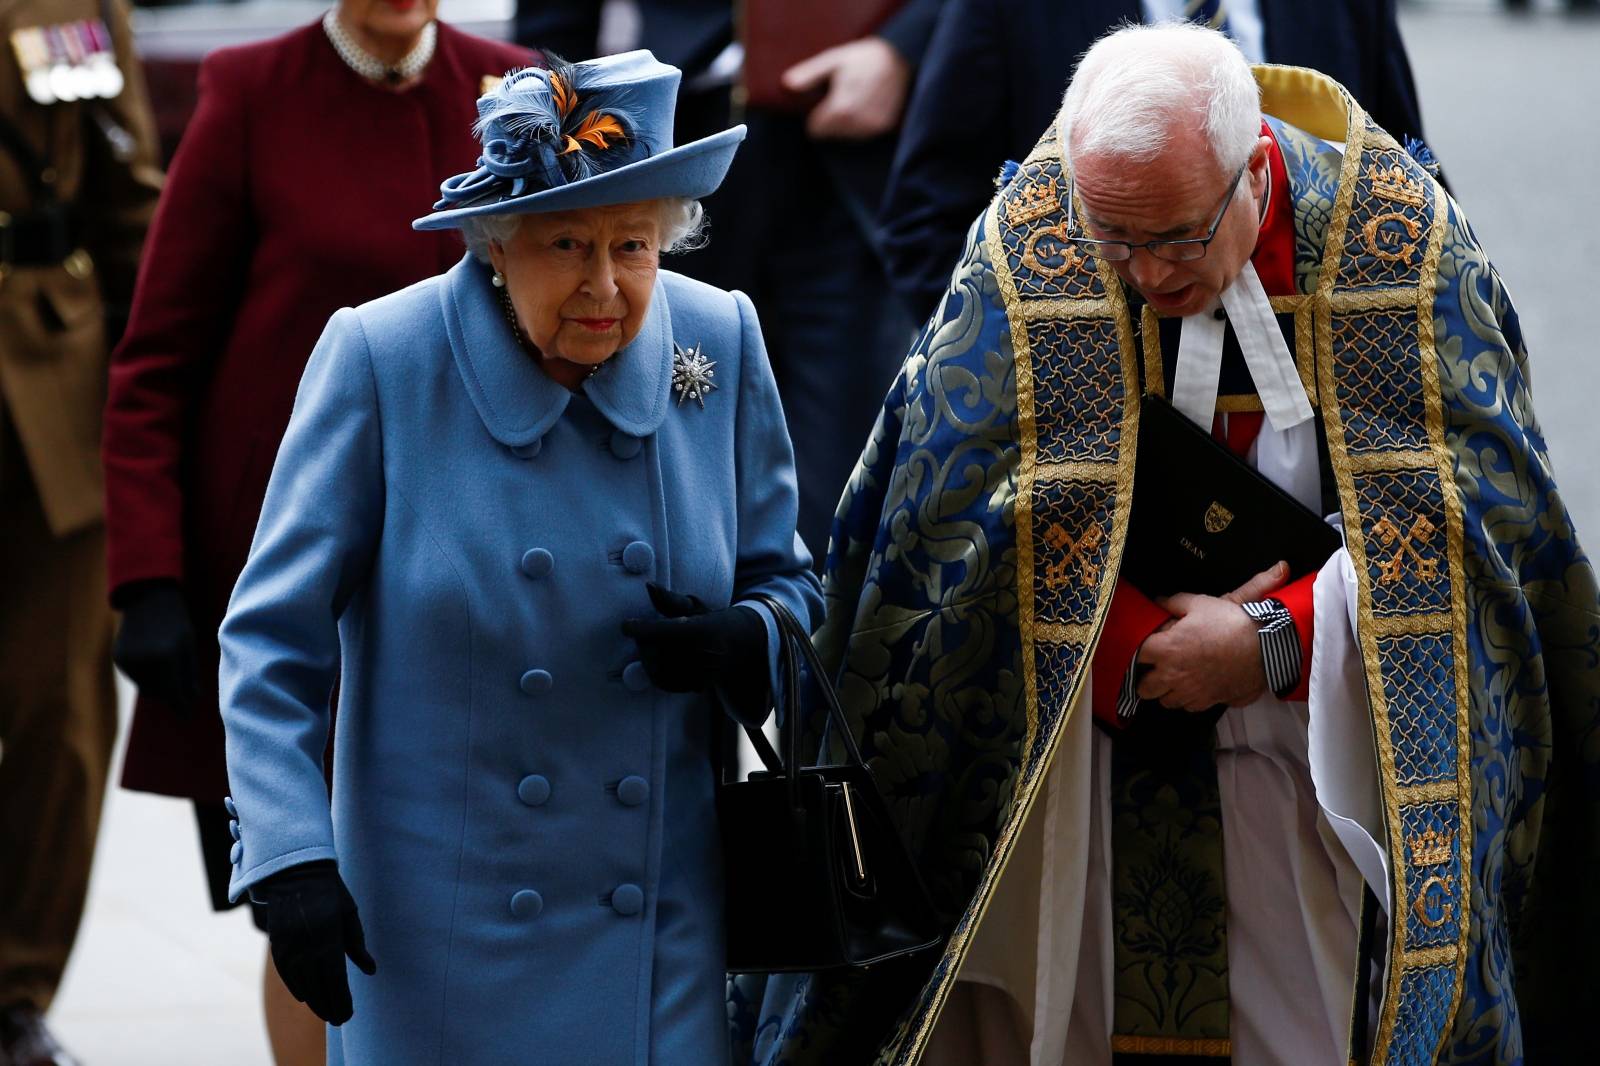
[100,0,530,1059]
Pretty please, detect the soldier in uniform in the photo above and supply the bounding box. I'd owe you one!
[0,0,160,1063]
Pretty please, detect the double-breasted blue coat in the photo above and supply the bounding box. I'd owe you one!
[218,254,823,1065]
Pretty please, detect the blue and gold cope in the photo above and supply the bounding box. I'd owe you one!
[729,65,1600,1066]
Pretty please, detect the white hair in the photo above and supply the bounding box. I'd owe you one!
[1060,22,1261,174]
[459,197,708,263]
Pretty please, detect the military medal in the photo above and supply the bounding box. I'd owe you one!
[82,20,123,98]
[10,25,54,104]
[46,25,79,102]
[9,20,123,105]
[671,342,717,408]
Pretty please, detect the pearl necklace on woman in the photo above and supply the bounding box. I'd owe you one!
[322,10,437,86]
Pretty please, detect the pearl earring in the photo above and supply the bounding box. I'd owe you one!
[491,271,506,288]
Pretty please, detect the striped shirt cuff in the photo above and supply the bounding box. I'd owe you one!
[1117,644,1145,720]
[1242,598,1301,699]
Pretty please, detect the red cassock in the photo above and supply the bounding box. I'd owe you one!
[102,21,532,799]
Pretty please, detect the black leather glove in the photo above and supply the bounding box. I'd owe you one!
[249,860,376,1026]
[111,578,200,715]
[620,583,770,711]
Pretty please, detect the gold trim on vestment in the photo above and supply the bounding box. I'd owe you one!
[1305,83,1472,1063]
[1311,89,1417,1061]
[1140,305,1164,396]
[1294,304,1318,399]
[1036,460,1121,483]
[1034,622,1098,645]
[992,193,1042,766]
[1349,450,1436,472]
[1328,289,1423,314]
[1018,297,1120,321]
[1397,782,1459,805]
[1416,166,1473,1063]
[899,139,1143,1066]
[1401,946,1457,970]
[1109,1035,1232,1056]
[1369,612,1454,637]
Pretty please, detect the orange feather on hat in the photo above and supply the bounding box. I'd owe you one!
[569,112,627,152]
[549,71,577,119]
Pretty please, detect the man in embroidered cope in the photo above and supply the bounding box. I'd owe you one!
[728,21,1600,1066]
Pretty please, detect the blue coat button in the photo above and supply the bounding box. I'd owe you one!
[520,548,554,579]
[510,439,542,460]
[228,820,241,841]
[518,774,551,807]
[223,796,237,817]
[229,841,243,866]
[611,883,644,916]
[609,431,642,460]
[519,669,553,696]
[617,776,649,807]
[510,889,544,918]
[622,661,650,693]
[621,541,654,574]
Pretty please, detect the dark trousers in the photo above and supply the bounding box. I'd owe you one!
[0,415,116,1010]
[672,96,913,565]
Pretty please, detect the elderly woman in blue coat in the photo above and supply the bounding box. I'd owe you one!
[215,52,823,1065]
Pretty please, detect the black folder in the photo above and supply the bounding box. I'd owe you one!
[1123,394,1341,600]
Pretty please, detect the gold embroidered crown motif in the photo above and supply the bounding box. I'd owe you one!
[1006,176,1063,226]
[1370,162,1426,208]
[1408,827,1453,867]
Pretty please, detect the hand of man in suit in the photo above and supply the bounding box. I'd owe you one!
[111,578,201,715]
[250,860,376,1026]
[621,583,770,712]
[1134,562,1289,712]
[781,36,911,140]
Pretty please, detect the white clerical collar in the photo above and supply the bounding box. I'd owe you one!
[1169,260,1313,433]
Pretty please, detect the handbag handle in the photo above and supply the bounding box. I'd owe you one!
[745,593,870,773]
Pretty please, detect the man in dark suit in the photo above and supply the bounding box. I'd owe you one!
[517,0,944,565]
[880,0,1428,322]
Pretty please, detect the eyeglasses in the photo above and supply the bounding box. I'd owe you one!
[1065,161,1248,263]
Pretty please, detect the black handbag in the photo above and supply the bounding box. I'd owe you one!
[718,595,944,973]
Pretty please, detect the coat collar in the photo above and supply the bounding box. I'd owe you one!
[440,255,673,446]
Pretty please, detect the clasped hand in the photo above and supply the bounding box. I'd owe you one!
[1134,562,1288,713]
[620,583,768,710]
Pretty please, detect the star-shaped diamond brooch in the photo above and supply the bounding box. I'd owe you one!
[671,341,717,408]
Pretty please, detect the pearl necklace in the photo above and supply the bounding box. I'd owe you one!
[322,10,437,86]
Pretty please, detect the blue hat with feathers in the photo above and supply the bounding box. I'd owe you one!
[413,50,745,231]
